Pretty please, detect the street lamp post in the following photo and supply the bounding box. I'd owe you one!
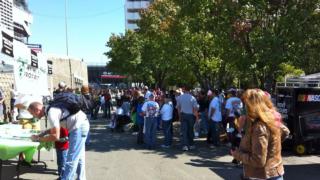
[65,0,73,89]
[65,0,69,56]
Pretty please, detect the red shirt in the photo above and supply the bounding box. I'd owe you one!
[104,93,111,101]
[55,127,69,150]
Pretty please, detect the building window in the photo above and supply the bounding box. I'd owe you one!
[127,8,143,13]
[127,19,139,24]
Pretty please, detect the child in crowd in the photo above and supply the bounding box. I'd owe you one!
[55,127,69,179]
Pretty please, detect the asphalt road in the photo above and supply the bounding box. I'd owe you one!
[1,118,320,180]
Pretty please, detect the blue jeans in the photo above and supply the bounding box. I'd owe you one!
[162,120,172,146]
[209,121,221,146]
[104,101,112,119]
[144,117,157,148]
[267,176,283,180]
[157,116,161,130]
[62,121,90,180]
[56,149,68,179]
[180,113,196,147]
[199,111,208,134]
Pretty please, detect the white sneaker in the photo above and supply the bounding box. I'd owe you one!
[194,132,199,138]
[236,133,242,138]
[182,146,189,151]
[189,145,196,150]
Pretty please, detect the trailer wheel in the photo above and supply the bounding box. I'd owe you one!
[294,144,306,155]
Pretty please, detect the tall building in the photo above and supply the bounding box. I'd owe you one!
[0,0,14,33]
[125,0,152,31]
[12,0,33,44]
[1,0,32,43]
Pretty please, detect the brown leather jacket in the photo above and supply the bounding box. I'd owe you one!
[234,120,290,179]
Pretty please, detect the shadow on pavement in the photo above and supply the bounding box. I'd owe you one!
[186,159,242,180]
[185,157,320,180]
[86,118,229,160]
[1,160,57,180]
[86,118,320,180]
[283,163,320,180]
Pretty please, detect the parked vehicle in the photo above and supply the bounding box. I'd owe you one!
[276,74,320,155]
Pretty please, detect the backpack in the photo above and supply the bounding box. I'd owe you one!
[49,92,82,121]
[80,94,94,113]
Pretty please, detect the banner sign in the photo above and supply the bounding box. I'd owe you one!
[47,60,52,74]
[30,49,38,68]
[1,31,13,57]
[13,40,49,96]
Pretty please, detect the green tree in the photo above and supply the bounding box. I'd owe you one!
[105,0,320,90]
[105,31,144,83]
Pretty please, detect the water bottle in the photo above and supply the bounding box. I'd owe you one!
[226,123,234,133]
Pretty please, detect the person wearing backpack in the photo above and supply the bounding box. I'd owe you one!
[28,92,89,180]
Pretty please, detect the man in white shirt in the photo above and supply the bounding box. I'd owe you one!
[143,86,152,101]
[141,93,159,149]
[208,89,222,147]
[28,101,89,180]
[160,96,173,148]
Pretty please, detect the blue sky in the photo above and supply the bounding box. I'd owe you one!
[28,0,125,65]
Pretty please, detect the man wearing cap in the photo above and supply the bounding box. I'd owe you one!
[54,81,67,96]
[176,86,199,151]
[225,88,242,164]
[141,93,160,149]
[143,86,152,101]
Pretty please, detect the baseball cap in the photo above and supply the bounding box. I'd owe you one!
[58,81,66,89]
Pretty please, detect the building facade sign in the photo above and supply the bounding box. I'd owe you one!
[47,60,52,74]
[30,49,38,68]
[1,31,13,57]
[27,43,42,53]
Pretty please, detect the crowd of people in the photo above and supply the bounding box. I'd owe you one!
[0,81,290,180]
[92,85,290,180]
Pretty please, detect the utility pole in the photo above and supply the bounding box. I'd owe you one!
[65,0,73,89]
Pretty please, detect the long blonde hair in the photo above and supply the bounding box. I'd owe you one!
[242,89,279,135]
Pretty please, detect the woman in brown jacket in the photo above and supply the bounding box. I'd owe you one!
[231,89,289,180]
